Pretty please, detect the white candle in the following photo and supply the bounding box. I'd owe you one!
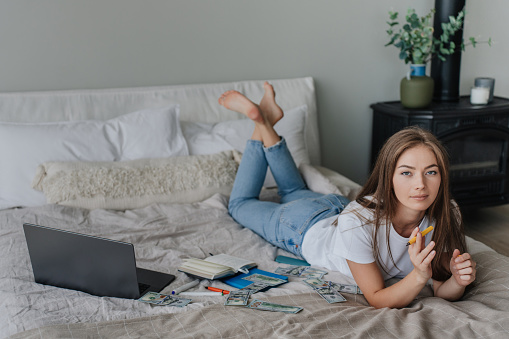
[470,87,489,105]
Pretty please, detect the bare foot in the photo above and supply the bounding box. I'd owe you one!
[259,82,284,126]
[218,90,263,123]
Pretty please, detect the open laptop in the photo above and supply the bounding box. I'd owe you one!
[23,223,175,299]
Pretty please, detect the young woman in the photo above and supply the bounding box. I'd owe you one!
[219,83,476,309]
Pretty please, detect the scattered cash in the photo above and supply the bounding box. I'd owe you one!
[303,278,329,289]
[243,273,287,286]
[138,291,191,307]
[299,267,328,279]
[160,295,192,307]
[314,287,347,303]
[275,265,327,279]
[303,278,346,303]
[139,291,168,305]
[304,278,362,295]
[240,282,270,294]
[329,282,361,295]
[224,290,252,306]
[247,299,303,313]
[303,278,368,303]
[275,265,308,277]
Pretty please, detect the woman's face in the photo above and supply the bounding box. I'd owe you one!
[392,145,441,214]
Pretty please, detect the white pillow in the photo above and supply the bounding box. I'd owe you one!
[299,163,361,201]
[180,121,233,155]
[32,151,239,210]
[181,105,310,187]
[0,105,188,209]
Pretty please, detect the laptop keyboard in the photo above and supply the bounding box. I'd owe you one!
[138,283,150,295]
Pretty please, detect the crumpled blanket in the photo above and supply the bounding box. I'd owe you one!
[1,169,504,338]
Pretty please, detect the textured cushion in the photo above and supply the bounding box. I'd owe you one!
[0,105,188,209]
[32,151,240,210]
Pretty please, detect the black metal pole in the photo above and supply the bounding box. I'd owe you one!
[430,0,466,102]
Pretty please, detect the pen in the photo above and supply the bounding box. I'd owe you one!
[178,291,225,296]
[406,226,434,246]
[207,286,230,294]
[171,279,200,295]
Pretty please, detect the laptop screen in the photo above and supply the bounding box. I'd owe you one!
[23,223,141,299]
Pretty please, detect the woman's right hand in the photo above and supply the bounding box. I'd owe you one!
[408,227,436,283]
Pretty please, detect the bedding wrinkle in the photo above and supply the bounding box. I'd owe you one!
[3,178,509,339]
[135,216,170,230]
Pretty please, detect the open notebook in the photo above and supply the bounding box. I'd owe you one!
[177,254,257,280]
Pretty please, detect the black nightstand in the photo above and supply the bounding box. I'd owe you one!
[370,96,509,208]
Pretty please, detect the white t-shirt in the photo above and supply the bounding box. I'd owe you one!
[301,199,434,280]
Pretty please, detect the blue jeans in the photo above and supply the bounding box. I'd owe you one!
[228,138,350,257]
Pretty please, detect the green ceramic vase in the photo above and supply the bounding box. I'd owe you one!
[400,64,434,109]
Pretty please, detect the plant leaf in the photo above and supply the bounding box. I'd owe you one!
[385,34,399,46]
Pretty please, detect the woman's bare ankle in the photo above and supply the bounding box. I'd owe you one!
[218,87,281,145]
[259,82,284,126]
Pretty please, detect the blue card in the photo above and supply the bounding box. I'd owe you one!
[275,255,310,266]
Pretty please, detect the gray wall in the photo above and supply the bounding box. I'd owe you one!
[1,0,507,184]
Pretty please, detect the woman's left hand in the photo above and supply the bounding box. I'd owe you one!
[450,249,476,286]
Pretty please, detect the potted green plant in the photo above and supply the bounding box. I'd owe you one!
[385,7,490,108]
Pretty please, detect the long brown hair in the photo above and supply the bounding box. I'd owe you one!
[356,126,465,281]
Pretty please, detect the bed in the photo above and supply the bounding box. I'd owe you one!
[1,77,509,338]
